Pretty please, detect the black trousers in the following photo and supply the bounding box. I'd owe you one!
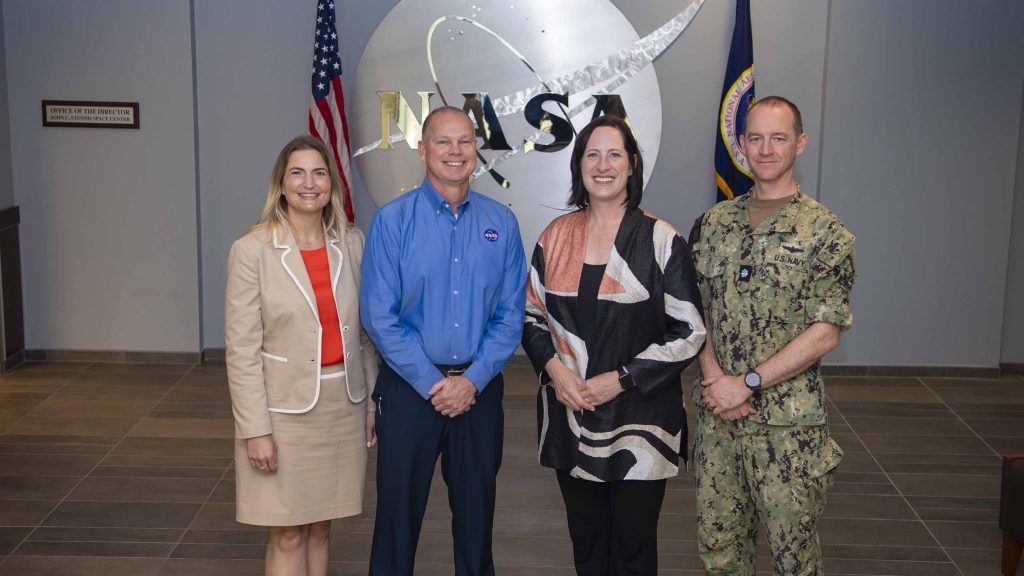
[369,361,503,576]
[556,469,667,576]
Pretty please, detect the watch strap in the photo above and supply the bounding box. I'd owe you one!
[617,366,636,391]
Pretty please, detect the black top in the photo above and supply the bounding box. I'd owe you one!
[577,263,606,355]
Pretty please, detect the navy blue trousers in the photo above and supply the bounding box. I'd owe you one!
[368,361,504,576]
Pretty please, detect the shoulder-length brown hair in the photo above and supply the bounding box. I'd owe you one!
[567,115,644,211]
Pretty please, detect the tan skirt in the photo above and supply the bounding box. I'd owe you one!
[235,364,367,526]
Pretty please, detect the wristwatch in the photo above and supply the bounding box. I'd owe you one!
[743,370,762,392]
[617,366,636,391]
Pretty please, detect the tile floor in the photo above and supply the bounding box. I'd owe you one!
[0,361,1022,575]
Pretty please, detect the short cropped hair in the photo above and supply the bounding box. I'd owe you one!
[746,95,804,135]
[421,106,472,141]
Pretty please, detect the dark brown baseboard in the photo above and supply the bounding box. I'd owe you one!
[822,364,1001,378]
[4,349,24,372]
[202,347,225,363]
[25,349,200,364]
[17,349,1012,379]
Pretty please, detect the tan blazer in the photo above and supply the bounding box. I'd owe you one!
[225,225,379,439]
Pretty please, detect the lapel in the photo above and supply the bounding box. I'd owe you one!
[273,228,319,321]
[544,211,588,294]
[610,209,643,256]
[327,232,344,294]
[603,209,648,304]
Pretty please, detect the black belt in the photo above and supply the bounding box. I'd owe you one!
[436,363,471,377]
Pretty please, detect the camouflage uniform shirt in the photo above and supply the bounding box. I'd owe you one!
[690,191,855,425]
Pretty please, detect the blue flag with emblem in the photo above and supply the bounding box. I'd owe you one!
[714,0,755,202]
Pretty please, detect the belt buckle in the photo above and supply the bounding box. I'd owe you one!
[446,367,466,377]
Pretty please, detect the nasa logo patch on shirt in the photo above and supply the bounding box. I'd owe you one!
[483,228,499,242]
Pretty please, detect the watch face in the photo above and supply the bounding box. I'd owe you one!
[618,368,635,390]
[744,371,761,389]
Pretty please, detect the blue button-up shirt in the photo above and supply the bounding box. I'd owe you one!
[360,178,527,399]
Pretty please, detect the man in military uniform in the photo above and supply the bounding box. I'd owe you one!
[689,96,856,575]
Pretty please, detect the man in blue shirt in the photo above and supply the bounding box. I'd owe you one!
[360,106,527,576]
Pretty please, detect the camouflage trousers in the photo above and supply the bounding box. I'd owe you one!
[694,404,843,575]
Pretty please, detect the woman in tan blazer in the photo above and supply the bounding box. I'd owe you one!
[225,135,379,576]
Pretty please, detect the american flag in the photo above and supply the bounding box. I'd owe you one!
[309,1,355,224]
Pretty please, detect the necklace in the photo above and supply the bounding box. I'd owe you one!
[289,224,324,249]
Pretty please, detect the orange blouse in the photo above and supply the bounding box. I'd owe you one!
[300,247,344,365]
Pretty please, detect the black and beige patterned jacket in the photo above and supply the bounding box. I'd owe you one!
[522,208,706,481]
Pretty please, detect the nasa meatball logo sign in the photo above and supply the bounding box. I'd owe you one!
[351,0,704,247]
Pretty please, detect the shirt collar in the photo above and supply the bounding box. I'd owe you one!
[419,177,472,217]
[739,187,804,235]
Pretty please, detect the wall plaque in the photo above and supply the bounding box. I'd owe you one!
[41,100,139,129]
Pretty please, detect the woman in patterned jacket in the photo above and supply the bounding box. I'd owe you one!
[522,114,706,575]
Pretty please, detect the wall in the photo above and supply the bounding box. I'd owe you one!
[2,0,1023,368]
[4,0,200,352]
[0,3,13,208]
[195,0,395,348]
[1003,87,1024,365]
[819,0,1024,367]
[196,0,832,349]
[613,0,829,234]
[194,1,318,350]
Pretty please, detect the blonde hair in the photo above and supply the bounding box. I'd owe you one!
[255,135,351,239]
